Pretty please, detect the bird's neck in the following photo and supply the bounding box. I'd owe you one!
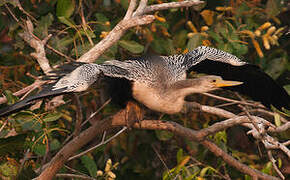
[167,79,205,98]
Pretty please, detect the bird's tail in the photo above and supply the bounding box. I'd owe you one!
[0,87,67,117]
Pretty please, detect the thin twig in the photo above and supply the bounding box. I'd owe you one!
[64,165,89,176]
[268,122,290,133]
[5,3,19,22]
[0,119,8,134]
[73,94,83,137]
[55,173,96,180]
[81,98,111,126]
[240,106,264,135]
[267,150,285,180]
[62,98,111,145]
[0,80,47,105]
[151,144,172,178]
[68,126,127,161]
[202,92,265,108]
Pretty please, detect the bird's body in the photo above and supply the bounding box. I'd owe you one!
[0,46,289,117]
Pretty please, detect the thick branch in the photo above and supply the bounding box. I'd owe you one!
[133,0,148,16]
[18,20,52,74]
[37,110,129,179]
[196,116,250,139]
[143,1,205,14]
[77,15,155,63]
[184,102,236,118]
[133,120,278,180]
[200,140,277,180]
[37,110,279,179]
[124,0,137,19]
[77,0,204,63]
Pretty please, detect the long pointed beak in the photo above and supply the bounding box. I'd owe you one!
[214,79,243,87]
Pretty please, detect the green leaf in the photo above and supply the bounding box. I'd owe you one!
[274,113,281,127]
[118,40,144,54]
[266,0,281,18]
[22,121,42,132]
[200,166,216,177]
[56,0,75,18]
[214,131,227,143]
[50,139,61,151]
[0,161,18,177]
[278,158,282,168]
[32,143,46,156]
[176,149,183,164]
[81,155,98,177]
[232,43,248,56]
[71,42,92,56]
[151,38,175,55]
[173,30,187,48]
[98,44,118,62]
[245,174,252,180]
[155,130,173,141]
[34,13,54,38]
[120,0,129,9]
[187,34,202,51]
[261,161,272,174]
[95,13,109,22]
[216,26,228,39]
[79,29,96,38]
[0,0,18,7]
[43,112,62,122]
[13,111,37,122]
[283,85,290,95]
[3,90,17,105]
[208,31,223,43]
[58,16,76,27]
[0,134,26,157]
[199,166,210,177]
[32,139,61,156]
[265,57,287,79]
[51,36,72,52]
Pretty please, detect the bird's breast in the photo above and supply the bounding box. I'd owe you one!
[132,82,184,114]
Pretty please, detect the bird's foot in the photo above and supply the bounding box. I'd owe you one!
[125,101,144,128]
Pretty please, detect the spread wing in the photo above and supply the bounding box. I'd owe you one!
[179,46,290,111]
[0,62,131,117]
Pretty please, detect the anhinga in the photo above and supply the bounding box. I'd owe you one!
[0,46,289,117]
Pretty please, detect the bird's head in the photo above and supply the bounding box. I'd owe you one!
[198,75,243,92]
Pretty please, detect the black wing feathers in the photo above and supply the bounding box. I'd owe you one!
[0,86,67,117]
[189,60,290,110]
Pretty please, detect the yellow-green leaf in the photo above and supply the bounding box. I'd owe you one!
[56,0,75,18]
[43,113,62,122]
[118,40,144,54]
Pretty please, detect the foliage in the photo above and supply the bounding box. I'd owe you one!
[0,0,289,179]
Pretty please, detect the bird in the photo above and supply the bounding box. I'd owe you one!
[0,46,289,117]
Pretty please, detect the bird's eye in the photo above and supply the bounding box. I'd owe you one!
[212,79,217,83]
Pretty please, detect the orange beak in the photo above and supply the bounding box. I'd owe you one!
[214,79,243,87]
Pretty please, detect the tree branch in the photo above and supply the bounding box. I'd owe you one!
[0,80,46,105]
[37,109,280,179]
[143,1,205,14]
[124,0,137,19]
[76,15,155,63]
[77,0,205,63]
[18,19,52,75]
